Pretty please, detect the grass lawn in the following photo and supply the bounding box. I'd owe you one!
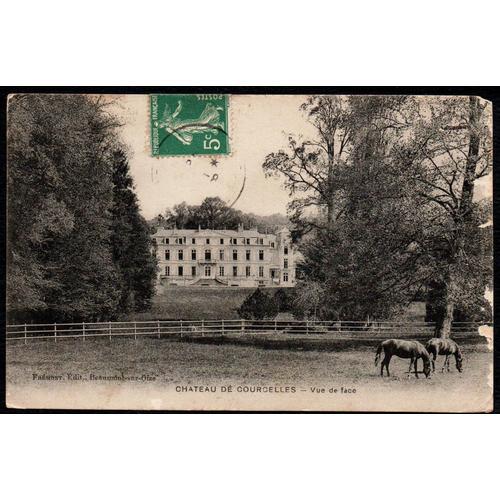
[124,285,427,322]
[129,286,257,321]
[6,336,492,411]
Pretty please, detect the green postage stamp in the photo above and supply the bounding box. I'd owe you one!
[150,94,230,157]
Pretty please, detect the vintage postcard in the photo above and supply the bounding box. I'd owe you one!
[5,92,493,411]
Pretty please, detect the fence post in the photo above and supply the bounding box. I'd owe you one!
[24,323,27,345]
[54,323,57,342]
[180,320,183,338]
[306,320,309,335]
[157,320,160,339]
[274,319,277,332]
[201,320,204,337]
[221,319,225,336]
[83,322,85,342]
[134,322,137,341]
[109,322,111,340]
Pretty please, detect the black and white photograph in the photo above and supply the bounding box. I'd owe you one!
[4,92,494,411]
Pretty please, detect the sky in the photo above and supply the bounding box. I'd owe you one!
[113,94,315,219]
[112,94,492,220]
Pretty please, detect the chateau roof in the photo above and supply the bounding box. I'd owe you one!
[152,227,289,238]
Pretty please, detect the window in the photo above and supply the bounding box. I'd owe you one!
[271,242,275,248]
[230,238,237,245]
[178,266,183,276]
[178,249,184,260]
[246,250,251,261]
[233,266,238,277]
[191,266,196,277]
[233,250,238,261]
[283,272,289,282]
[205,249,211,261]
[219,249,224,260]
[191,249,197,260]
[205,266,211,277]
[246,238,250,245]
[259,266,264,277]
[165,249,170,260]
[220,238,224,244]
[259,238,264,245]
[219,266,225,277]
[246,266,251,277]
[206,238,210,244]
[192,238,196,244]
[165,266,170,276]
[259,250,264,261]
[284,258,288,269]
[165,238,169,244]
[270,269,276,278]
[284,246,289,255]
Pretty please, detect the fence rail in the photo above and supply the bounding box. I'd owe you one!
[5,319,491,343]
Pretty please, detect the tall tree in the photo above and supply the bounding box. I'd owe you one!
[110,149,157,313]
[262,96,354,230]
[263,95,492,332]
[7,94,158,322]
[403,96,493,336]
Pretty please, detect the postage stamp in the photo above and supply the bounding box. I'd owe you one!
[150,94,230,157]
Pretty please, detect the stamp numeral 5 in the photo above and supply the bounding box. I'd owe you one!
[204,134,221,151]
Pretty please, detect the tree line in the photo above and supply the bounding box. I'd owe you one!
[152,196,290,233]
[7,95,157,323]
[263,96,492,337]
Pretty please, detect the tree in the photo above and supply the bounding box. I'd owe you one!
[263,96,354,230]
[110,149,157,313]
[237,289,279,320]
[293,280,325,320]
[7,94,158,323]
[263,95,492,333]
[162,196,256,230]
[402,96,493,336]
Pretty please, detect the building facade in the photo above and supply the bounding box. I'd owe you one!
[151,225,296,287]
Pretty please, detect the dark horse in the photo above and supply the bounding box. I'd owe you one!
[375,339,432,378]
[425,338,463,373]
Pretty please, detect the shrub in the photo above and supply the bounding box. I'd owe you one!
[237,288,279,320]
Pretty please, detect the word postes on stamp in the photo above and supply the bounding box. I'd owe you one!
[150,94,230,157]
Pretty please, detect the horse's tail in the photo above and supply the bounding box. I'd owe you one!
[375,343,383,366]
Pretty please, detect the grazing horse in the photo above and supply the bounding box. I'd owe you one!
[425,338,463,373]
[375,339,432,378]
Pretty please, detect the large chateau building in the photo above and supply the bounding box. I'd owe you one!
[151,225,296,287]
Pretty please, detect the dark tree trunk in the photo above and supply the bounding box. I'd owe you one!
[433,280,455,338]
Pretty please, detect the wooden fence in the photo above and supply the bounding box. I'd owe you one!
[5,319,490,344]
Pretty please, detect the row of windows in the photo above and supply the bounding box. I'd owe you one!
[164,266,289,281]
[160,237,270,246]
[164,249,272,262]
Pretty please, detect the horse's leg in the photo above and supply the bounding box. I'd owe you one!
[415,357,419,378]
[442,355,448,372]
[380,356,386,377]
[385,355,391,376]
[431,353,436,372]
[446,355,451,372]
[407,357,414,378]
